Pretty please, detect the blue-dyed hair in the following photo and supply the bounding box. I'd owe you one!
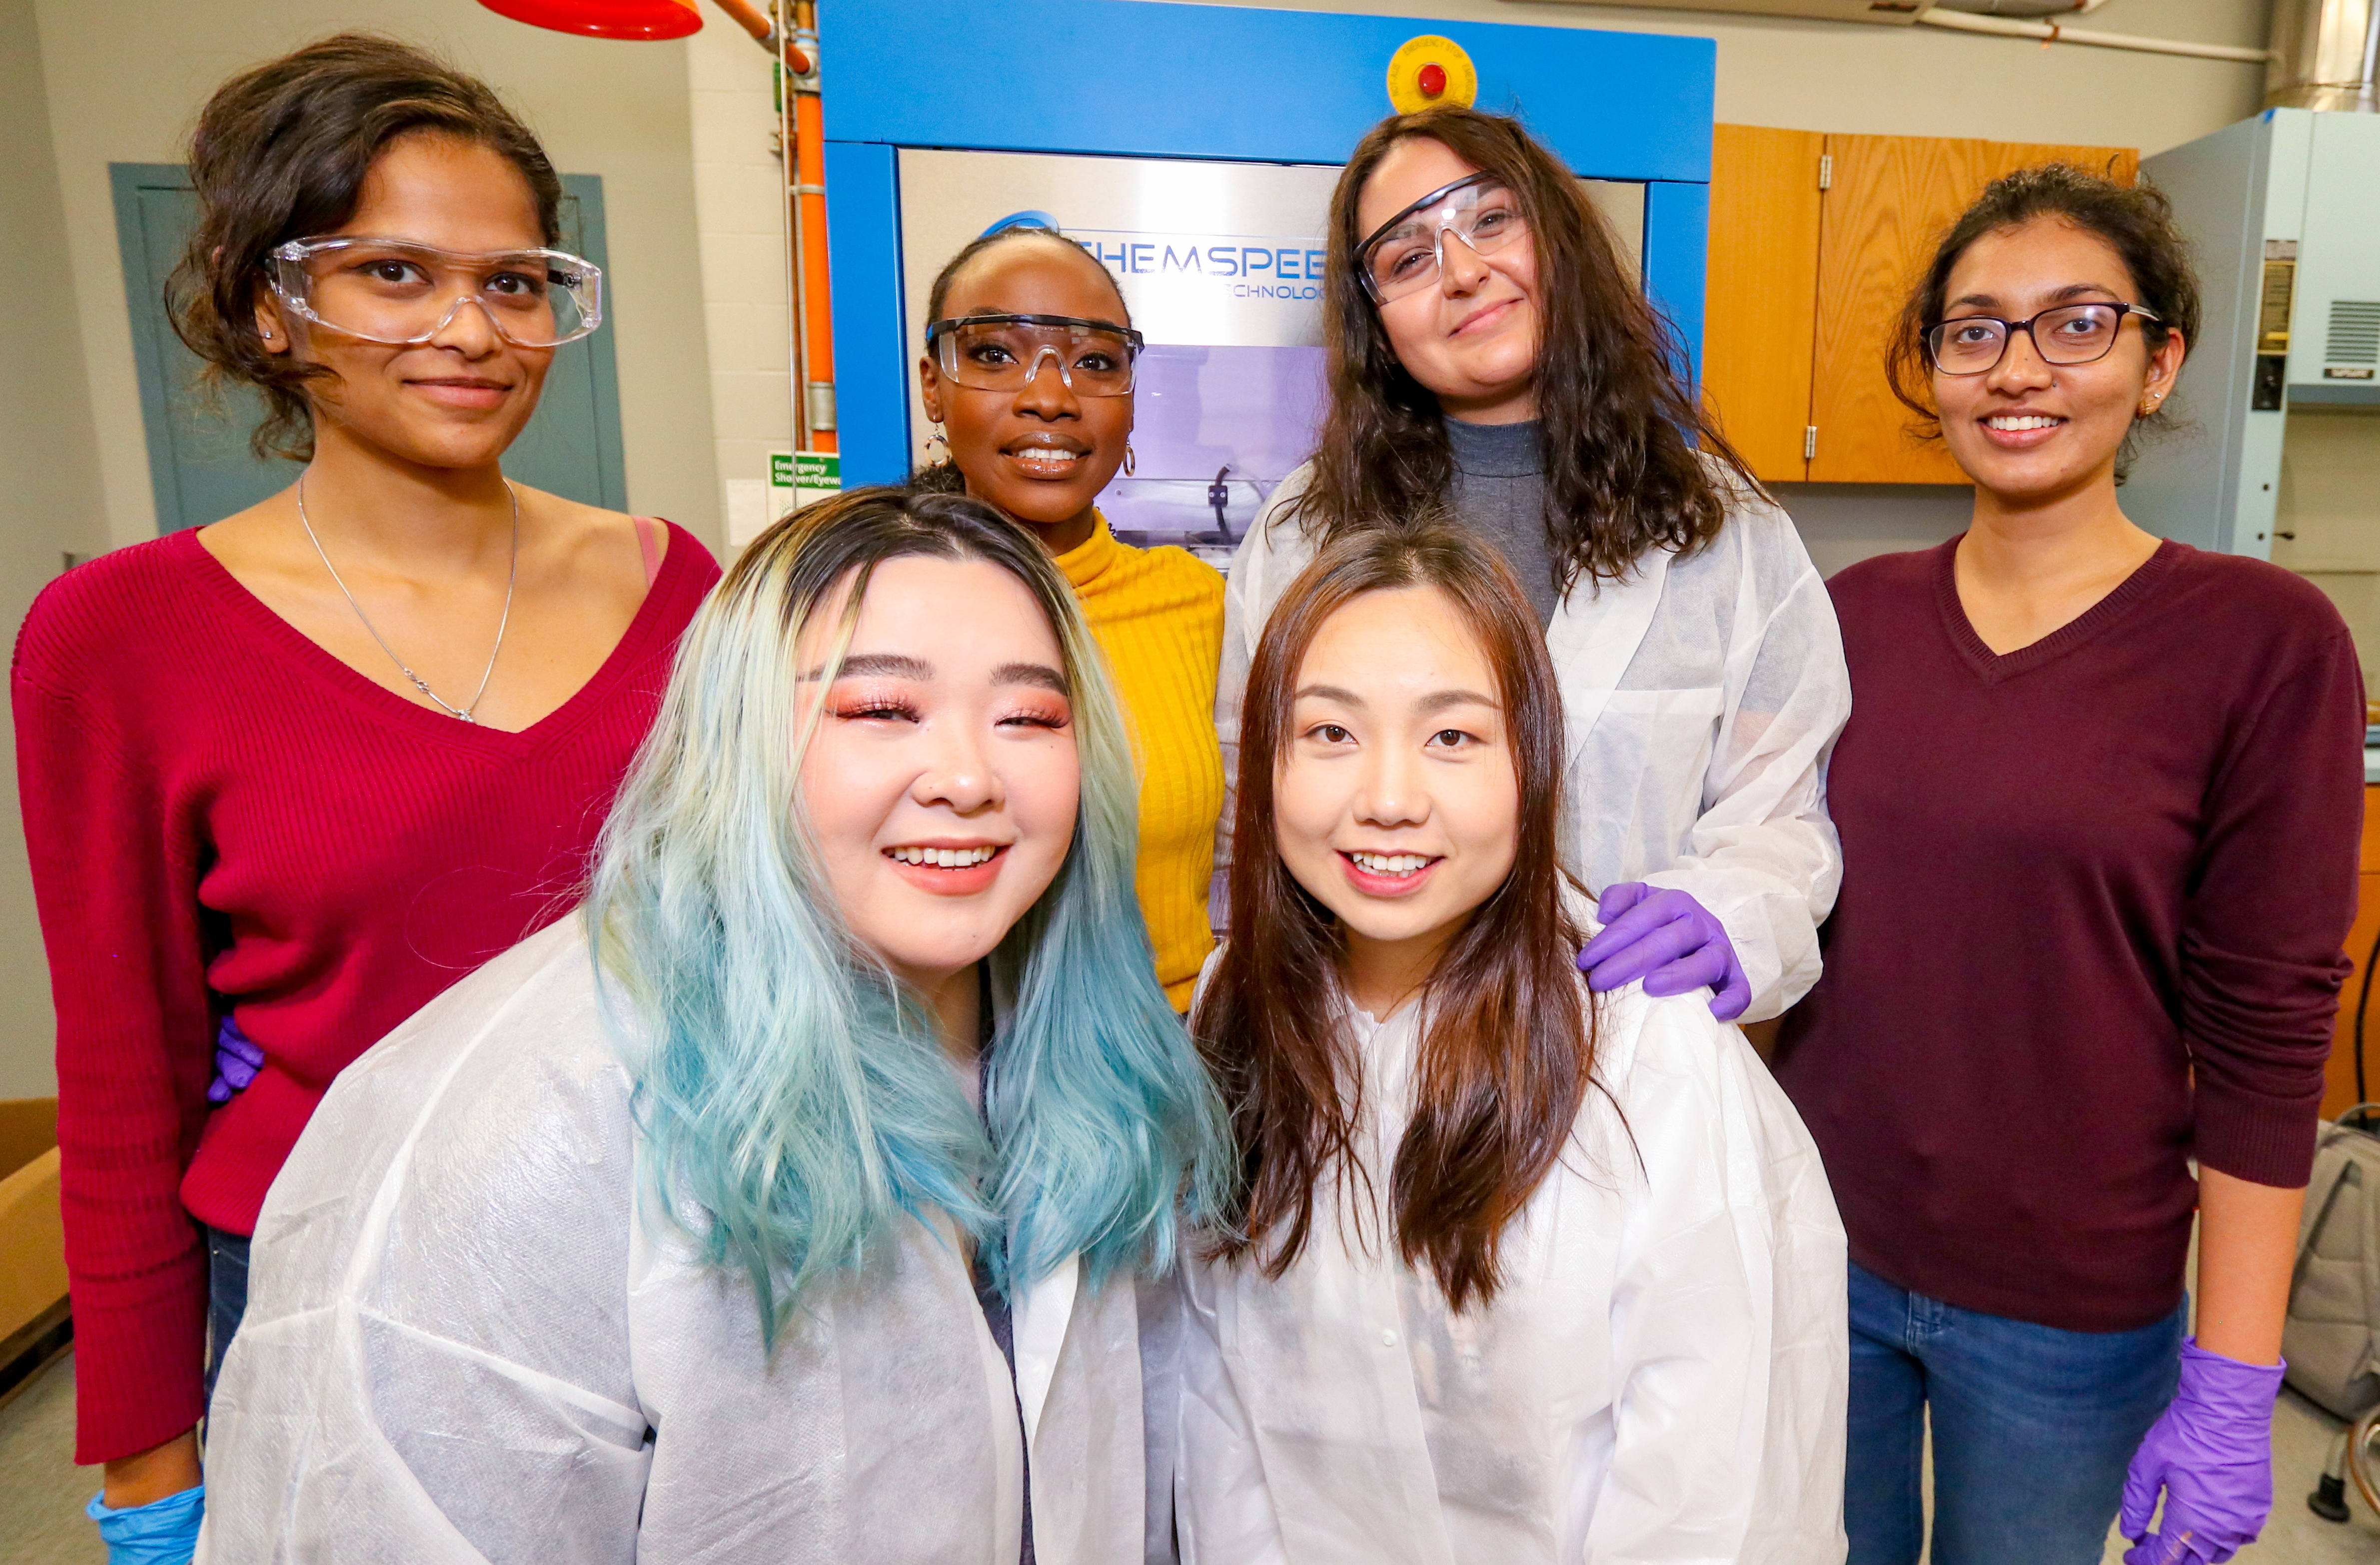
[586,485,1231,1341]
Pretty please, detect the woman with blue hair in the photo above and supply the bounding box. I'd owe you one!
[195,486,1232,1564]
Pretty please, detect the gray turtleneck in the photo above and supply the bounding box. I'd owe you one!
[1443,417,1559,627]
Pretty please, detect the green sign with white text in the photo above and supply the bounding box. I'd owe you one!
[772,451,841,493]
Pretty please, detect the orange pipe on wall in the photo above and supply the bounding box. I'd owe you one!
[794,81,835,454]
[709,0,812,72]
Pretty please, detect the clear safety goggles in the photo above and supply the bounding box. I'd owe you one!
[266,236,604,349]
[1354,171,1529,304]
[926,312,1144,398]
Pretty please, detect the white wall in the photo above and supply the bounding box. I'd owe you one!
[686,21,796,545]
[0,0,104,1099]
[30,0,723,552]
[1185,0,2273,154]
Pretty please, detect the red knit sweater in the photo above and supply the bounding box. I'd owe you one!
[13,524,717,1463]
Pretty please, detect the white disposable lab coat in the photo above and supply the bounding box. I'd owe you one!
[1218,466,1852,1021]
[1174,968,1850,1565]
[198,916,1164,1565]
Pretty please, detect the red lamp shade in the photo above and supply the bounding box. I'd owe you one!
[476,0,702,40]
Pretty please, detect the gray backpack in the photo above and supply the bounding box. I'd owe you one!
[2285,1108,2380,1419]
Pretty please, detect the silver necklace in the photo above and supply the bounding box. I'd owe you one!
[296,476,518,724]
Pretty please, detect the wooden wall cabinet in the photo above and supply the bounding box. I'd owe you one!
[1705,125,2139,486]
[2324,784,2380,1121]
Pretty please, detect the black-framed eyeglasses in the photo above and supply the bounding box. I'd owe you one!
[1923,302,2161,376]
[1352,171,1528,304]
[925,312,1144,397]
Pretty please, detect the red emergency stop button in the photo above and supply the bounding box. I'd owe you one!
[1387,36,1477,113]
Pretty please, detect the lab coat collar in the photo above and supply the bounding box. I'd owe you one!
[1012,1251,1079,1443]
[1545,546,1672,765]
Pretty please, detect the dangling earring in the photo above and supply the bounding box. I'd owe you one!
[1122,442,1137,478]
[926,421,950,459]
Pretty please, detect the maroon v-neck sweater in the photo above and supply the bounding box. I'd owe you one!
[14,524,718,1462]
[1775,537,2364,1333]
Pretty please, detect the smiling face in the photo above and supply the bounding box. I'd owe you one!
[1355,136,1542,424]
[1274,585,1520,1009]
[1932,215,2185,506]
[258,131,555,470]
[795,554,1082,995]
[919,234,1135,543]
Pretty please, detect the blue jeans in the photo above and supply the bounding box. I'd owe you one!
[1847,1260,2184,1565]
[202,1225,250,1405]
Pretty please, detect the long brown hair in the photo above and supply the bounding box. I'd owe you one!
[1885,162,2200,484]
[1286,106,1753,596]
[168,33,566,462]
[1194,521,1595,1310]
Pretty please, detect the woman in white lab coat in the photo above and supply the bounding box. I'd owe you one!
[1219,106,1848,1022]
[1182,523,1847,1563]
[197,487,1232,1565]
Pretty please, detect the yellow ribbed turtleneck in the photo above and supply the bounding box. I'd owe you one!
[1051,517,1224,1012]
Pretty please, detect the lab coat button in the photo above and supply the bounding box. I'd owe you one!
[1381,1329,1398,1347]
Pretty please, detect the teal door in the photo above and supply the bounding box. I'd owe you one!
[110,165,629,532]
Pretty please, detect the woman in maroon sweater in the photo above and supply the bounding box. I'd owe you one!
[1774,168,2362,1565]
[13,35,717,1547]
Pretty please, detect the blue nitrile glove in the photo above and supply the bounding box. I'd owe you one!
[2119,1338,2285,1564]
[205,1016,263,1105]
[86,1483,203,1565]
[1577,883,1751,1021]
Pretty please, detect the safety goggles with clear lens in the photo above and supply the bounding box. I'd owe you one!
[266,236,604,349]
[1354,171,1530,304]
[926,313,1144,398]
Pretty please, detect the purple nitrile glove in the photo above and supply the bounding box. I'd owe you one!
[2120,1338,2285,1565]
[1576,883,1751,1021]
[205,1015,264,1105]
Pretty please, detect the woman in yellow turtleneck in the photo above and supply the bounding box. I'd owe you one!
[915,226,1221,1011]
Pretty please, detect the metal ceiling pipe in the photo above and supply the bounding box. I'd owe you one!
[1509,0,2272,63]
[2265,0,2380,110]
[1929,0,2106,17]
[1914,8,2272,63]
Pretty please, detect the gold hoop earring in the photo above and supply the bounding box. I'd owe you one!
[1122,442,1137,478]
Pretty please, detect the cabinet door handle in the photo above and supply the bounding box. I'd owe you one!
[2275,531,2298,540]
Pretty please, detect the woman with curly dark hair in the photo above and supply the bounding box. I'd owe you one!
[1773,164,2363,1565]
[1216,106,1849,1027]
[14,35,717,1558]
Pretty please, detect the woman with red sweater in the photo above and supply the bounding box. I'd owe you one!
[13,35,717,1559]
[1774,166,2363,1565]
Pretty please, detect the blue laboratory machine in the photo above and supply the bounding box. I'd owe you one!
[819,0,1717,566]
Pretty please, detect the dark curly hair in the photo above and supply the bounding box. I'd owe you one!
[167,33,565,463]
[1886,163,2200,483]
[1282,106,1755,597]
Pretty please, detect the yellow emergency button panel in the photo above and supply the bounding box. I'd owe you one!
[1386,34,1478,114]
